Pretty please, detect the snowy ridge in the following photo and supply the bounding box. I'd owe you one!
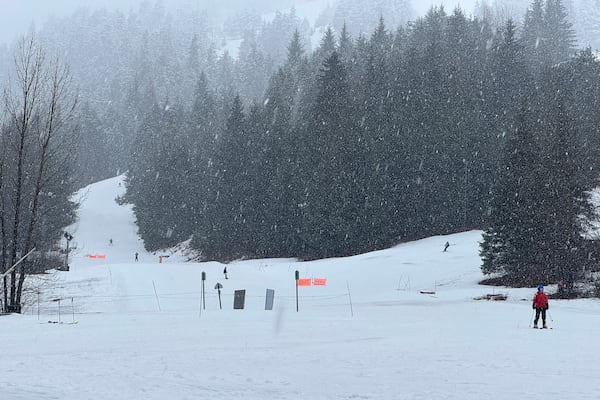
[1,175,599,399]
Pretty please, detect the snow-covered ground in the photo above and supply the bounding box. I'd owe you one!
[2,175,600,399]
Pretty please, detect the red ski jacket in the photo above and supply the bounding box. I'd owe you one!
[533,292,549,309]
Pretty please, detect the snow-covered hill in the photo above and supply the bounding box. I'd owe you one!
[1,175,599,399]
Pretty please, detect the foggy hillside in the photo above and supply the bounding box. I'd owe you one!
[1,0,599,280]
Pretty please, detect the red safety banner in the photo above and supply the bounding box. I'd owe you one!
[313,278,327,286]
[87,254,106,259]
[297,278,312,286]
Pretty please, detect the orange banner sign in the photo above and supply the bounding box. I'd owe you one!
[297,278,312,286]
[87,254,106,259]
[313,278,327,286]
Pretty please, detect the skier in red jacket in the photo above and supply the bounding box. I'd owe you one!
[532,285,549,328]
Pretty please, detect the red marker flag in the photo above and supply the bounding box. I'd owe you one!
[298,278,312,286]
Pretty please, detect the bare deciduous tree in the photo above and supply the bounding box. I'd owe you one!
[0,34,78,313]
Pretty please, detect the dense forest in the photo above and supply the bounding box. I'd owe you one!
[122,0,600,298]
[2,0,600,313]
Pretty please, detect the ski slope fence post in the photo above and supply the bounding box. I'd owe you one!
[51,298,62,323]
[201,272,206,311]
[215,282,223,310]
[152,280,161,311]
[346,281,354,317]
[295,270,299,312]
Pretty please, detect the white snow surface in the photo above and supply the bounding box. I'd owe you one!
[2,175,599,399]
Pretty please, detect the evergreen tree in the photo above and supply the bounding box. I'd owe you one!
[260,68,304,257]
[487,19,528,134]
[315,26,337,64]
[358,18,400,248]
[215,51,236,96]
[74,103,114,187]
[522,0,546,69]
[235,35,273,102]
[567,48,600,182]
[338,23,354,64]
[204,95,249,260]
[257,8,312,66]
[480,107,545,284]
[523,0,577,69]
[187,34,200,77]
[127,102,190,251]
[301,52,362,258]
[481,19,530,213]
[287,30,305,67]
[538,67,592,296]
[543,0,577,65]
[186,74,219,244]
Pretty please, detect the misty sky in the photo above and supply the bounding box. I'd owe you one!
[0,0,478,46]
[0,0,146,45]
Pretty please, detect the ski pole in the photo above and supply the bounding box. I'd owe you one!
[547,310,554,323]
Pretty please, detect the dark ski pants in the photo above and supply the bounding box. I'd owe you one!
[534,308,547,324]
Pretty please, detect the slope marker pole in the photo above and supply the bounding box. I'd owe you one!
[347,280,354,317]
[152,280,161,311]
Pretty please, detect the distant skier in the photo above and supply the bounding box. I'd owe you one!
[532,285,549,328]
[135,252,139,262]
[223,267,228,279]
[443,241,450,252]
[109,238,113,246]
